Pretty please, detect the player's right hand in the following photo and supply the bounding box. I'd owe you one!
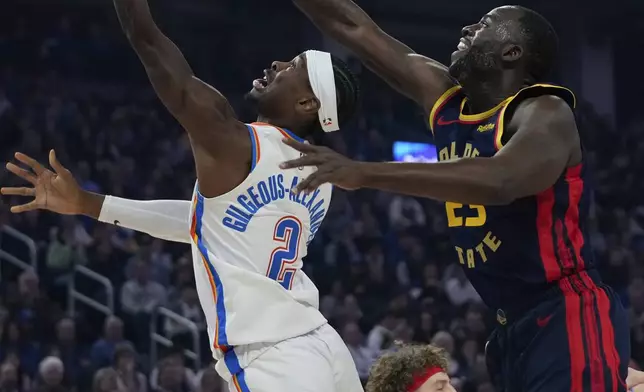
[2,150,85,215]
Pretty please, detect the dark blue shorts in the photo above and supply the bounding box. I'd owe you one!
[486,276,630,392]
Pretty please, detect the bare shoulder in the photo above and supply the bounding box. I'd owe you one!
[508,95,577,138]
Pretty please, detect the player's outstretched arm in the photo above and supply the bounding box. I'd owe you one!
[292,0,454,112]
[1,151,192,244]
[112,0,245,155]
[280,95,578,205]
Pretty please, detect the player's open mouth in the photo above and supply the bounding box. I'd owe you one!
[457,38,470,51]
[253,77,268,90]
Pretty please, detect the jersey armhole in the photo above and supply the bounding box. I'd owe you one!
[246,124,261,172]
[428,85,463,136]
[494,84,577,151]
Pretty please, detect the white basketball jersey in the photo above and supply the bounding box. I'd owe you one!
[188,122,332,359]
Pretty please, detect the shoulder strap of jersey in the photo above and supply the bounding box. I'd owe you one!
[493,84,576,150]
[428,85,463,135]
[245,122,307,172]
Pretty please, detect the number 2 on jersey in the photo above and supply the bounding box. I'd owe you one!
[267,216,303,289]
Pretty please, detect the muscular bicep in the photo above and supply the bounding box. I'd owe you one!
[493,96,579,200]
[135,34,237,133]
[355,27,455,109]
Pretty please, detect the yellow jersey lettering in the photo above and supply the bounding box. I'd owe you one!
[477,123,495,132]
[466,248,475,268]
[438,142,480,161]
[475,242,488,262]
[483,231,502,251]
[445,202,486,227]
[455,230,503,269]
[455,246,465,265]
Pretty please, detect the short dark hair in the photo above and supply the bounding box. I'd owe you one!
[514,6,558,82]
[331,55,360,126]
[366,343,448,392]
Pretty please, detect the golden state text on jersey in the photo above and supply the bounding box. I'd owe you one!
[429,84,594,311]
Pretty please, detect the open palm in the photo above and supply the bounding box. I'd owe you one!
[1,150,84,215]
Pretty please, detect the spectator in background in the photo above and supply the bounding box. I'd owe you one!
[92,367,124,392]
[120,260,167,350]
[34,357,66,392]
[0,362,19,392]
[49,318,89,387]
[112,343,146,392]
[164,287,205,341]
[120,261,167,316]
[0,320,41,380]
[341,322,373,381]
[11,271,54,344]
[366,312,400,356]
[431,331,460,378]
[149,351,195,392]
[194,367,222,392]
[444,268,481,307]
[90,317,128,370]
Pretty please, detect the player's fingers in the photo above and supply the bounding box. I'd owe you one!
[295,172,318,193]
[280,156,324,170]
[6,162,37,184]
[14,152,46,175]
[10,201,39,214]
[281,138,317,153]
[49,149,71,178]
[1,187,36,197]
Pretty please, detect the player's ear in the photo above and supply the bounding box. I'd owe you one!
[296,95,320,117]
[501,43,523,63]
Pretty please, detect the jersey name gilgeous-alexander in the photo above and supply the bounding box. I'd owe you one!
[188,122,331,366]
[221,173,327,244]
[430,84,595,312]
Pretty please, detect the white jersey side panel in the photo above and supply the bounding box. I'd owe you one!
[189,123,331,355]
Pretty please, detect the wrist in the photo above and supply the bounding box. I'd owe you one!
[355,162,380,189]
[79,191,105,219]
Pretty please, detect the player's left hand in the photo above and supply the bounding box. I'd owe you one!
[280,138,365,193]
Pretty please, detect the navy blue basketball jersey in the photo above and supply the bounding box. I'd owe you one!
[430,84,595,312]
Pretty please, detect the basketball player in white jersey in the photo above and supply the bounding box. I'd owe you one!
[1,0,362,391]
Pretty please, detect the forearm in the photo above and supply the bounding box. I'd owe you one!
[293,0,374,37]
[359,159,512,205]
[80,193,192,244]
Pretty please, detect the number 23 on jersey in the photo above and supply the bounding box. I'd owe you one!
[445,202,487,227]
[266,216,303,289]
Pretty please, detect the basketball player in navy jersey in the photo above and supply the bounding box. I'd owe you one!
[280,2,631,391]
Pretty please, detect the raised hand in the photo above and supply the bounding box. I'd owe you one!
[279,138,365,193]
[2,150,85,215]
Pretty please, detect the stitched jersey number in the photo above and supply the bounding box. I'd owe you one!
[267,216,302,289]
[445,202,487,227]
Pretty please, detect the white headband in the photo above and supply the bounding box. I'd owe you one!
[305,50,339,132]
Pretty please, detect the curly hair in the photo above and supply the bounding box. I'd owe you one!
[366,343,449,392]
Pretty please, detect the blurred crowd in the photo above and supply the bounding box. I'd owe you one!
[0,4,643,392]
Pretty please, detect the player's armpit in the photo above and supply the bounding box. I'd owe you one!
[490,95,580,200]
[292,0,454,111]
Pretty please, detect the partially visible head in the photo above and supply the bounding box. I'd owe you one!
[245,51,359,137]
[449,6,558,85]
[366,344,454,392]
[92,367,119,392]
[104,315,124,341]
[55,317,75,344]
[113,342,136,370]
[39,356,64,386]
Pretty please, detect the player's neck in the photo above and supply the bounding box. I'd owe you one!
[461,72,527,114]
[255,115,309,139]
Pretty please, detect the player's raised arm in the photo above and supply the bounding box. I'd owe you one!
[2,151,192,244]
[112,0,244,152]
[292,0,454,111]
[281,95,579,205]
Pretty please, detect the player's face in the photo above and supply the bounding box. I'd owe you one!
[246,53,318,123]
[415,372,455,392]
[449,6,522,81]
